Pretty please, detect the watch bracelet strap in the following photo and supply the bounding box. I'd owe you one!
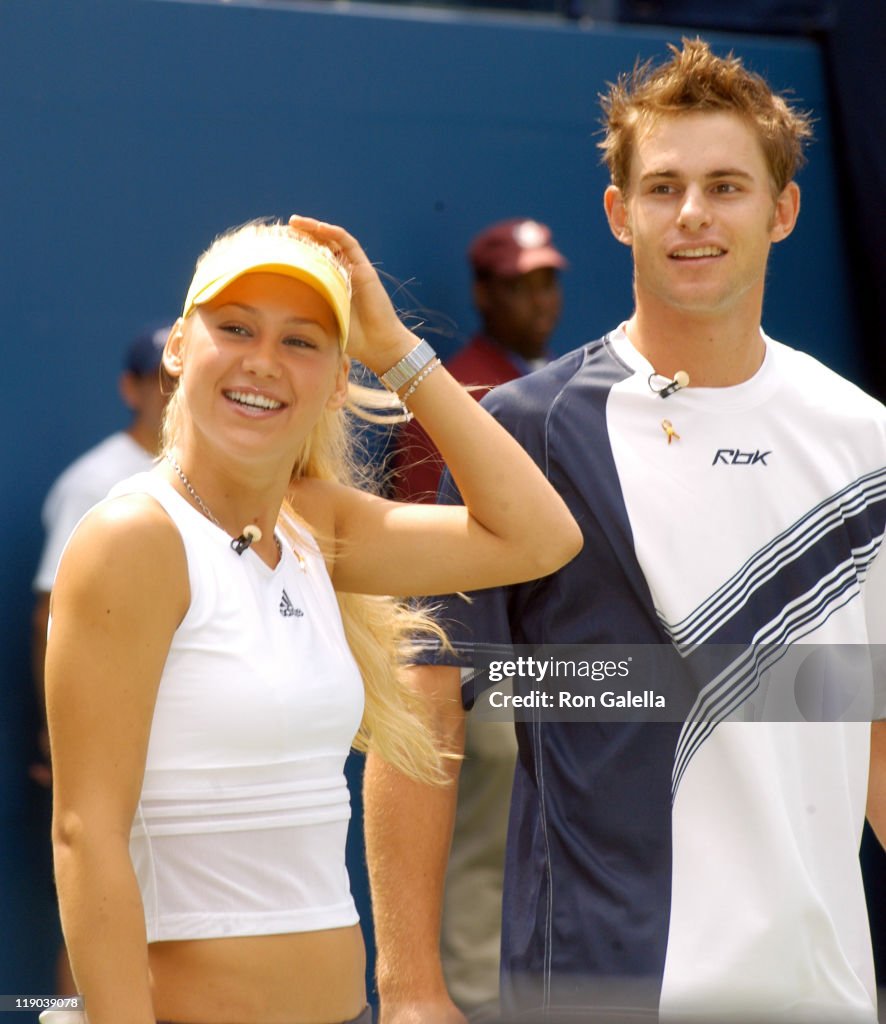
[378,338,437,392]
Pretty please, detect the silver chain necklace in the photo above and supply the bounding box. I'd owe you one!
[165,454,284,561]
[166,455,222,527]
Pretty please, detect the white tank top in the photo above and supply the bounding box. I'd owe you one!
[110,472,364,941]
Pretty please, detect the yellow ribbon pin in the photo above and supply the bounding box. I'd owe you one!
[661,419,680,444]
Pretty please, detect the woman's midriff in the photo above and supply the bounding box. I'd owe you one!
[148,924,366,1024]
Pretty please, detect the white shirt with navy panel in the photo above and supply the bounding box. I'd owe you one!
[435,326,886,1021]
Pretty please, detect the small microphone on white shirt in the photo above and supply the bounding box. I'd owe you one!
[231,524,262,556]
[649,370,690,399]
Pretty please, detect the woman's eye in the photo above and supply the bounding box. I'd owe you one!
[283,336,317,349]
[222,324,250,337]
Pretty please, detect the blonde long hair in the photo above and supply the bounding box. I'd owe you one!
[163,221,450,783]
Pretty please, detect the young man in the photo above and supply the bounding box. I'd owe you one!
[366,39,886,1024]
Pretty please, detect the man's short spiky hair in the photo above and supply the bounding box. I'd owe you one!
[599,37,813,195]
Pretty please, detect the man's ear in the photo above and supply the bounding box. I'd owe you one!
[770,181,801,244]
[604,185,633,246]
[326,355,351,412]
[162,319,186,378]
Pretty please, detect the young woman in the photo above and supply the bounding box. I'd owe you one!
[45,215,582,1024]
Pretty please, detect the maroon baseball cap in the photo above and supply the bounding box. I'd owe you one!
[468,218,568,277]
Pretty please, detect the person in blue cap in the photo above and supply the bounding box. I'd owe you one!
[30,323,172,991]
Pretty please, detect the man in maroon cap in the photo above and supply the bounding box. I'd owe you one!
[393,217,567,503]
[391,219,566,1021]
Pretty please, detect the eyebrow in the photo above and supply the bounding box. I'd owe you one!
[640,167,756,183]
[217,302,326,327]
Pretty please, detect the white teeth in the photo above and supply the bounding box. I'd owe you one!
[226,390,282,411]
[672,246,724,258]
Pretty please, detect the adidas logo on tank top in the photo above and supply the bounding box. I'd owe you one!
[279,589,304,618]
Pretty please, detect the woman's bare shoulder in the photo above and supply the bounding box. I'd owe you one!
[53,492,189,618]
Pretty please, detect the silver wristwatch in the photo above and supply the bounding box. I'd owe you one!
[378,339,437,392]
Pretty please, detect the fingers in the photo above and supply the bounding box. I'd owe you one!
[287,213,328,239]
[286,214,414,367]
[287,213,347,237]
[287,215,382,292]
[287,214,362,262]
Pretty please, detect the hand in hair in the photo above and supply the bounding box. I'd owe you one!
[288,214,418,374]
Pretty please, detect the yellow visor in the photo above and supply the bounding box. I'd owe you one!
[182,229,351,347]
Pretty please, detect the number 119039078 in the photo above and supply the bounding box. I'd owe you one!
[0,995,84,1011]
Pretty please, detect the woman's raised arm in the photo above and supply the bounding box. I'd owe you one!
[287,215,582,597]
